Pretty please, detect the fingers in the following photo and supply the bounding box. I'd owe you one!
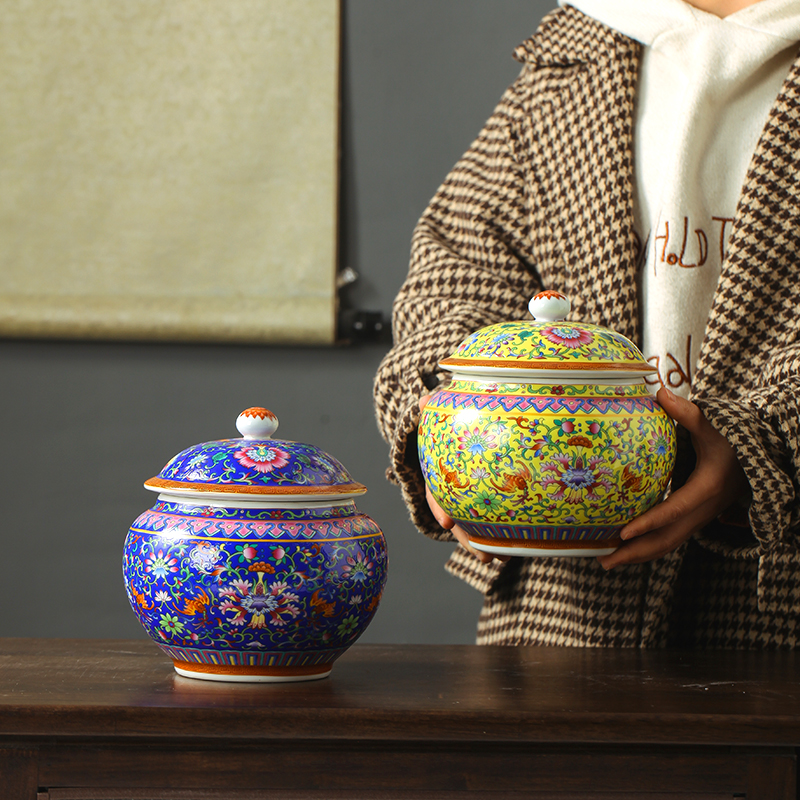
[450,524,508,564]
[604,461,735,568]
[606,490,700,569]
[609,459,744,567]
[601,393,749,570]
[420,392,506,563]
[426,484,454,530]
[619,477,708,541]
[597,524,693,569]
[425,485,509,564]
[607,482,711,567]
[656,387,706,435]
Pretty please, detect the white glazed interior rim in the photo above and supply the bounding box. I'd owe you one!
[150,487,365,508]
[442,367,649,385]
[469,539,618,558]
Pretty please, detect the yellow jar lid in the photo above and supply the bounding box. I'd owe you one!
[439,290,656,379]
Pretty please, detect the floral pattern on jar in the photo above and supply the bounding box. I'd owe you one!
[123,502,388,669]
[418,381,676,541]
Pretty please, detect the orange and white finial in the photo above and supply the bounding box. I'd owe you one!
[236,407,279,439]
[529,290,570,322]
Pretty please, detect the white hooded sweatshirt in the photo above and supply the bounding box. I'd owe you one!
[558,0,800,396]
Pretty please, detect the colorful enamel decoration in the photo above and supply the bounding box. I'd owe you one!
[123,408,388,682]
[418,291,676,557]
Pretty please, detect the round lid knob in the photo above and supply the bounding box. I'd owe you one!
[236,407,279,439]
[528,290,571,322]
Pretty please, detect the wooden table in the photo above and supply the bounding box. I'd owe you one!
[0,639,798,799]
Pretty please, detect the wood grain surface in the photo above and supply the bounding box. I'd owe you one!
[0,639,798,744]
[0,639,796,798]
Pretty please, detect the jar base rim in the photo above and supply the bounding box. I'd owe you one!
[173,660,332,683]
[469,535,620,558]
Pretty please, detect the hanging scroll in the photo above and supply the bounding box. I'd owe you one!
[0,0,340,344]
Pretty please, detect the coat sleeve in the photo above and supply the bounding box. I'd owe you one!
[695,344,800,615]
[373,73,543,541]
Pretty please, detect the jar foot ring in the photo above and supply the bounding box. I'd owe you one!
[468,536,621,559]
[173,660,332,683]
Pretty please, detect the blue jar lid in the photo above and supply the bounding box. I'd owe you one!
[144,408,365,499]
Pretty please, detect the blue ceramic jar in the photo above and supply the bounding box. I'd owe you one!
[123,408,388,682]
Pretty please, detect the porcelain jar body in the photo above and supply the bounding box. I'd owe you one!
[123,408,388,682]
[419,377,675,556]
[417,294,677,557]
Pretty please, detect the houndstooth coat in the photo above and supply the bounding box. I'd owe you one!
[373,6,800,648]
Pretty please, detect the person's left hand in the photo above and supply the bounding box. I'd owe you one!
[597,387,749,570]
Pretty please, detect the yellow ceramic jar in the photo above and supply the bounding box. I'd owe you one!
[418,291,676,557]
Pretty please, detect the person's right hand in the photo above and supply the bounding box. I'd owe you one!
[419,395,510,565]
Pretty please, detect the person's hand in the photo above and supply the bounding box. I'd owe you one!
[419,395,510,565]
[597,387,749,570]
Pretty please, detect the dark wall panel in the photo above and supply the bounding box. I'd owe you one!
[0,0,555,644]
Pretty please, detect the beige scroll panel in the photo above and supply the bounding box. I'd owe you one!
[0,0,339,344]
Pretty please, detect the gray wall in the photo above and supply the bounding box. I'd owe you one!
[0,0,554,644]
